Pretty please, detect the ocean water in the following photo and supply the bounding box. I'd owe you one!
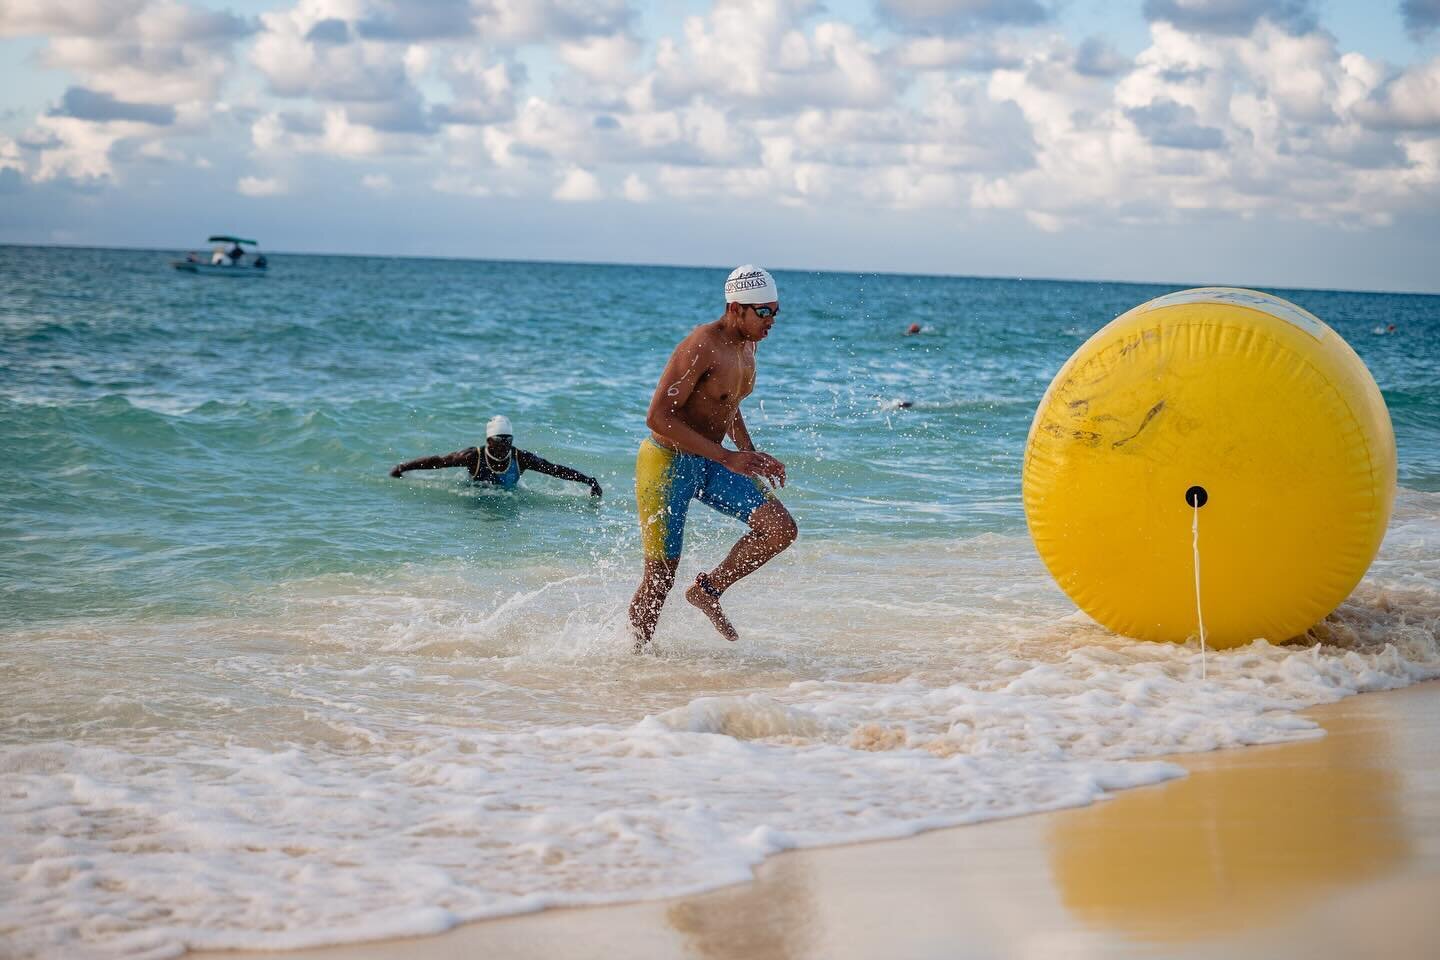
[1,245,1438,959]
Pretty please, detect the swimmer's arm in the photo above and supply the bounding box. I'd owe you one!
[389,448,479,477]
[728,408,756,453]
[517,451,602,497]
[646,339,731,462]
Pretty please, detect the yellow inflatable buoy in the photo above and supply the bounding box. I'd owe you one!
[1023,288,1395,648]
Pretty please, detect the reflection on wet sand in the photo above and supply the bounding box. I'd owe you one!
[183,685,1440,960]
[667,855,820,960]
[1050,720,1407,943]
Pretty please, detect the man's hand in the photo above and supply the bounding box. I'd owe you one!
[589,479,603,498]
[389,466,403,478]
[724,450,786,489]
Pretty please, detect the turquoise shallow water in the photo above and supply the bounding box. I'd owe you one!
[2,245,1437,627]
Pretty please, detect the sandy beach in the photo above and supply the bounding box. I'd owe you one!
[189,680,1440,960]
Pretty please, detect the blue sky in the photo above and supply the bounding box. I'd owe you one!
[2,1,1438,292]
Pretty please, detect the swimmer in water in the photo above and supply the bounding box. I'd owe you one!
[629,265,797,651]
[389,415,602,496]
[906,323,921,335]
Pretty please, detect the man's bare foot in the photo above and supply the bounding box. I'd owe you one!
[685,573,738,642]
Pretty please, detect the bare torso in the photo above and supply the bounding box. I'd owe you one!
[651,321,756,446]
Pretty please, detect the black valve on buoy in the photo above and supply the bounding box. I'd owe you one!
[1185,485,1208,508]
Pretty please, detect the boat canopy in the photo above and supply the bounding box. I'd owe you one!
[207,235,258,245]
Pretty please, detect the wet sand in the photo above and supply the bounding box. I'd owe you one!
[192,681,1440,960]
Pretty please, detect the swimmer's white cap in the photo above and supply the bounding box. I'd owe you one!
[724,264,777,305]
[486,415,514,438]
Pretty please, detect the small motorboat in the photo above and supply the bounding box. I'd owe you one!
[172,235,268,276]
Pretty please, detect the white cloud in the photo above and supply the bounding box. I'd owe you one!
[251,106,424,157]
[1231,21,1343,123]
[969,175,1018,208]
[319,108,388,155]
[649,1,894,112]
[502,97,600,165]
[909,75,1037,171]
[237,175,285,196]
[1025,209,1064,231]
[621,172,649,201]
[15,1,253,104]
[553,165,602,201]
[0,0,146,38]
[614,101,756,166]
[655,163,770,200]
[431,173,492,196]
[435,52,519,125]
[1355,56,1440,131]
[25,114,144,182]
[403,43,432,80]
[250,112,287,152]
[361,172,392,191]
[252,2,417,104]
[895,35,1028,72]
[0,136,28,174]
[557,32,642,85]
[135,139,186,162]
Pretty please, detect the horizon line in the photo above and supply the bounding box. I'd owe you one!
[2,240,1436,299]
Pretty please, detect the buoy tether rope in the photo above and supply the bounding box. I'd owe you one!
[1186,486,1209,679]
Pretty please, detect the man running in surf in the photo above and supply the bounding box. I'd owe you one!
[629,265,797,651]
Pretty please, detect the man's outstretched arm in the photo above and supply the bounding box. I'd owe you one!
[390,448,478,477]
[518,451,602,496]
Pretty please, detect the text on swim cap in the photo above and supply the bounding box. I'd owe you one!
[726,275,770,294]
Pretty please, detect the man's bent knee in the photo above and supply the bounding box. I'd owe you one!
[752,503,797,549]
[773,513,798,548]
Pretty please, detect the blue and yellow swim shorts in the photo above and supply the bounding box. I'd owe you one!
[636,438,773,560]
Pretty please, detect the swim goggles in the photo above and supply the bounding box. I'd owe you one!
[750,305,779,319]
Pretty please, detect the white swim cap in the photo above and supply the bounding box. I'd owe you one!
[486,415,514,438]
[724,264,777,305]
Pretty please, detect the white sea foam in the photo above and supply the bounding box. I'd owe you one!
[2,490,1439,959]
